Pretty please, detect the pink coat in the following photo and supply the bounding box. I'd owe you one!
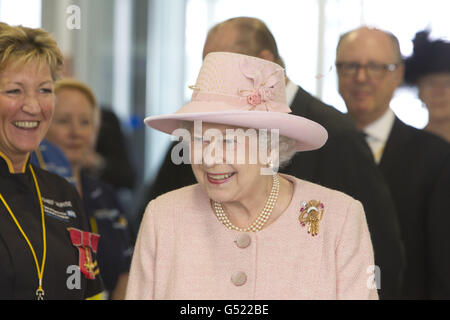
[126,174,378,300]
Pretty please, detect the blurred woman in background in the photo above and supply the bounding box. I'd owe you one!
[46,79,133,299]
[404,30,450,142]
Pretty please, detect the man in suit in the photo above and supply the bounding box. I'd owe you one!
[138,17,405,299]
[336,26,450,299]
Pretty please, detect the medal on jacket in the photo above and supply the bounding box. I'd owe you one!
[67,228,100,279]
[299,200,324,237]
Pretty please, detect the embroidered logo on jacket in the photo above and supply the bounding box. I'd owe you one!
[42,197,77,222]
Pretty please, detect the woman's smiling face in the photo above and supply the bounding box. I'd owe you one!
[190,122,271,204]
[0,61,54,165]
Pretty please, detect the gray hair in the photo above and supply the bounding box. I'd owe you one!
[277,135,297,168]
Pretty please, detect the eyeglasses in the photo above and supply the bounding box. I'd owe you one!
[335,62,399,79]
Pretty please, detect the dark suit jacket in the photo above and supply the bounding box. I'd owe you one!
[379,117,450,299]
[137,85,405,299]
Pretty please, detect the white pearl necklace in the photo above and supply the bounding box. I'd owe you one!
[212,174,279,232]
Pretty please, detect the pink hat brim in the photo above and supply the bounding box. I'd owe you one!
[144,103,328,152]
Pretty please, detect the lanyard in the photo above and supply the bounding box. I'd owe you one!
[0,164,47,300]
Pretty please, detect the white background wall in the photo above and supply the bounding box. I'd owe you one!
[1,0,450,182]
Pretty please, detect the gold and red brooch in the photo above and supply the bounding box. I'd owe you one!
[299,200,324,237]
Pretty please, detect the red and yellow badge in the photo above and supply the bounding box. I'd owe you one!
[299,200,324,237]
[67,228,100,280]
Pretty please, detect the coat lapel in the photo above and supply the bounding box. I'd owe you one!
[290,85,311,118]
[379,117,414,172]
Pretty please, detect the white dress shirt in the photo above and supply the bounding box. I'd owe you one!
[285,80,299,106]
[363,108,395,164]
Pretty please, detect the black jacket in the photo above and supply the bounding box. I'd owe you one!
[0,156,104,299]
[379,117,450,299]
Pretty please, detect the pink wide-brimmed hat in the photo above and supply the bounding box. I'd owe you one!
[144,52,328,151]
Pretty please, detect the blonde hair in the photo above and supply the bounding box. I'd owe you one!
[0,22,64,80]
[55,78,98,110]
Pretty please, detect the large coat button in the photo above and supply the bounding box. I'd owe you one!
[235,234,251,248]
[231,271,247,286]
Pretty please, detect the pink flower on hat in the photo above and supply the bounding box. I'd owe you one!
[247,91,262,106]
[239,58,282,110]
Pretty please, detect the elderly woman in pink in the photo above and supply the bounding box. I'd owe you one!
[126,52,378,300]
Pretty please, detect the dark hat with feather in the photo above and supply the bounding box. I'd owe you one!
[404,30,450,85]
